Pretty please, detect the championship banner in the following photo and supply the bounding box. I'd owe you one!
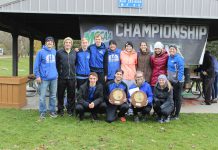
[80,17,208,65]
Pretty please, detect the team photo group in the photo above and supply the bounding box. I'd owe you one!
[34,34,185,124]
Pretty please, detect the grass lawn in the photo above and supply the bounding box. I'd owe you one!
[0,109,218,150]
[0,57,30,76]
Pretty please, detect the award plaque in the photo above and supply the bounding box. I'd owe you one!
[109,88,126,105]
[131,91,148,107]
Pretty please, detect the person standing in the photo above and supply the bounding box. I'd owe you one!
[211,54,218,102]
[76,38,90,89]
[167,45,184,120]
[150,41,168,90]
[88,34,107,85]
[34,36,58,119]
[137,42,152,83]
[104,40,121,82]
[120,41,137,88]
[56,37,76,116]
[201,51,215,105]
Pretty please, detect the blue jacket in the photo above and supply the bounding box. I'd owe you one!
[88,43,106,72]
[167,54,184,82]
[34,45,58,81]
[105,80,130,103]
[104,48,121,80]
[211,55,218,73]
[129,82,153,106]
[76,49,90,76]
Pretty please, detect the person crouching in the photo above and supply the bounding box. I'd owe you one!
[153,74,174,123]
[75,72,106,121]
[129,71,153,122]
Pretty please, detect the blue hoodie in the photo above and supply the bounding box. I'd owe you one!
[167,54,184,82]
[76,49,90,77]
[129,82,153,106]
[34,45,58,81]
[104,48,121,80]
[88,43,106,72]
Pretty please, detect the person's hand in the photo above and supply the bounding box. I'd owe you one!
[89,102,95,109]
[202,71,208,76]
[74,48,79,52]
[109,99,114,104]
[104,76,107,82]
[36,77,41,84]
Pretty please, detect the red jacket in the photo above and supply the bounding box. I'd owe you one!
[150,50,168,86]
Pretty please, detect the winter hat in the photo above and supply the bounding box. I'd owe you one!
[45,36,54,42]
[158,74,167,81]
[154,41,164,49]
[125,41,133,48]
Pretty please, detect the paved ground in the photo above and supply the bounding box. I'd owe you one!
[22,96,218,113]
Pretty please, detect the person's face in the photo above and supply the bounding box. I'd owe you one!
[81,40,88,50]
[115,71,123,82]
[64,39,73,50]
[158,78,166,87]
[95,36,102,47]
[89,75,98,86]
[135,73,144,86]
[45,40,54,49]
[126,45,133,52]
[169,47,177,56]
[140,42,147,52]
[110,44,117,51]
[154,48,162,55]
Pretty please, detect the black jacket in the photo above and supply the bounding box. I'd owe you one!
[56,49,76,79]
[202,52,215,78]
[77,81,104,107]
[153,83,174,110]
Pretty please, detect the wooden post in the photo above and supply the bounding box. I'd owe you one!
[29,37,34,74]
[12,33,18,76]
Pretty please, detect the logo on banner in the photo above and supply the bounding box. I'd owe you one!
[83,26,113,45]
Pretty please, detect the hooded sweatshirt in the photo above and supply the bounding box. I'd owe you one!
[104,48,121,80]
[34,45,58,80]
[88,43,106,72]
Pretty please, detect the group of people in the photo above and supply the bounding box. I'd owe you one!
[34,34,185,123]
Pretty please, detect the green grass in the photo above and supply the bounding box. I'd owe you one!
[0,57,30,76]
[0,109,218,150]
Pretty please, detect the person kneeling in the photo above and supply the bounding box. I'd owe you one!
[105,69,129,123]
[153,74,174,123]
[129,71,153,122]
[75,72,106,121]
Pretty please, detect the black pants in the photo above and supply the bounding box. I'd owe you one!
[57,78,76,114]
[171,82,183,117]
[75,102,107,117]
[76,78,88,90]
[203,78,213,102]
[132,105,152,116]
[153,102,173,118]
[106,102,129,123]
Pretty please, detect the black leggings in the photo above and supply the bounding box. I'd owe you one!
[171,82,183,117]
